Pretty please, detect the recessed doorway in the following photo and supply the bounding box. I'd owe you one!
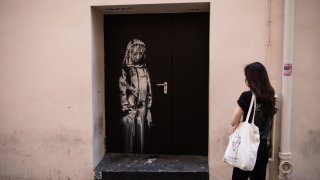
[104,12,209,155]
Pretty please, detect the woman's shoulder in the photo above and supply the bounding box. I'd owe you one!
[239,91,252,99]
[237,91,252,111]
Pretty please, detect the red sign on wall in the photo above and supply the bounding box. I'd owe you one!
[284,64,292,76]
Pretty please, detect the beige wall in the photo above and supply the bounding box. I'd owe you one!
[0,0,94,179]
[210,0,283,179]
[291,0,320,179]
[1,0,320,179]
[91,7,105,168]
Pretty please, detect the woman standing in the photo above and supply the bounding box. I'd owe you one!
[230,62,277,180]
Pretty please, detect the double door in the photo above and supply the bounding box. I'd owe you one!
[105,13,209,155]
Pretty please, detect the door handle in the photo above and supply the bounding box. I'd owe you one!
[156,82,168,95]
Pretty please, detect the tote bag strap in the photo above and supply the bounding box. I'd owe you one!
[244,92,256,124]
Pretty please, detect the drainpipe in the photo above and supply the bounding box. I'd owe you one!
[279,0,295,179]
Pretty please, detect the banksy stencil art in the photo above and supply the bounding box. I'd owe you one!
[119,39,152,153]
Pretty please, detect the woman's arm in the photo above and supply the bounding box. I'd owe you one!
[230,104,244,131]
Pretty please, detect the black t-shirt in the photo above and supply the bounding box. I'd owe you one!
[237,91,273,143]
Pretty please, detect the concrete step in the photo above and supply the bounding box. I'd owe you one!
[94,153,208,180]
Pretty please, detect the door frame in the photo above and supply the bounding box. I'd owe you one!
[91,1,212,168]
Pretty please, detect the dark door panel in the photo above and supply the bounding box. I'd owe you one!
[104,14,172,153]
[104,13,208,155]
[171,13,209,155]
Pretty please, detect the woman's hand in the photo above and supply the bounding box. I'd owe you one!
[231,121,240,132]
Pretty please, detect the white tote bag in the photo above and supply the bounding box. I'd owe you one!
[223,94,260,171]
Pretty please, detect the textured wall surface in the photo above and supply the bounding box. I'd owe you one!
[210,0,283,179]
[291,0,320,179]
[0,0,94,179]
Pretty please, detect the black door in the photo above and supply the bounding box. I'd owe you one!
[104,13,208,155]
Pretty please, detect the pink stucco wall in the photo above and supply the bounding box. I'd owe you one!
[210,0,283,179]
[291,0,320,179]
[0,0,94,179]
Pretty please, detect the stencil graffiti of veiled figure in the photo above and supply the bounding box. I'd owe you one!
[119,39,152,153]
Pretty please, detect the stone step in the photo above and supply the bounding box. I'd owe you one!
[94,153,208,180]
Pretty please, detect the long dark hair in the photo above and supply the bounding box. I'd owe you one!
[245,62,277,116]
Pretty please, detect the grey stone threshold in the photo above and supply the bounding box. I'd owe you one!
[94,153,208,180]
